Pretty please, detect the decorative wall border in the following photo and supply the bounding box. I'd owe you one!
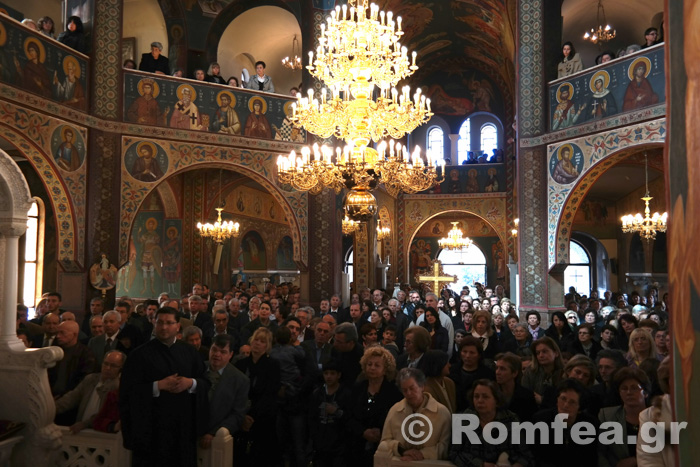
[521,104,666,148]
[0,102,86,268]
[547,118,666,268]
[118,136,308,268]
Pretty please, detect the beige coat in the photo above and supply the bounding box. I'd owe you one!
[379,392,451,460]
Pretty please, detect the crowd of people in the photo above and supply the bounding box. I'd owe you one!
[15,280,675,466]
[18,15,88,55]
[557,27,663,78]
[131,41,286,95]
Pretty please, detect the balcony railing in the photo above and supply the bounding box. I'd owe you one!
[123,70,305,143]
[548,43,665,132]
[0,14,90,112]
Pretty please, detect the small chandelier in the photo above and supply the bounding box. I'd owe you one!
[621,153,667,241]
[197,170,240,243]
[583,0,616,44]
[281,34,302,70]
[438,222,473,250]
[342,216,360,235]
[377,224,390,241]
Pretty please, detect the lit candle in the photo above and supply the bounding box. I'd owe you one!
[412,50,417,67]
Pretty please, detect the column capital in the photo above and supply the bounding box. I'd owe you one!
[0,219,28,238]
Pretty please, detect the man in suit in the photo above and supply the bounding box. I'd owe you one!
[31,312,60,348]
[387,298,410,353]
[226,298,249,343]
[81,297,104,339]
[302,321,333,388]
[55,349,125,433]
[50,320,96,399]
[88,310,127,365]
[201,334,250,449]
[188,295,214,346]
[294,307,314,342]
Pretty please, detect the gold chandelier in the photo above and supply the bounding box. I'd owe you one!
[377,223,390,241]
[281,34,302,70]
[583,0,616,44]
[342,215,360,235]
[438,222,473,250]
[197,170,240,243]
[277,0,442,197]
[621,154,667,241]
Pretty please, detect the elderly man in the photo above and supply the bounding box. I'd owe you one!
[55,350,125,433]
[379,368,451,461]
[62,311,90,344]
[88,310,129,365]
[387,298,410,352]
[89,315,104,338]
[226,297,249,339]
[138,41,170,74]
[120,306,209,466]
[201,334,250,449]
[414,293,455,357]
[31,312,60,348]
[50,320,96,400]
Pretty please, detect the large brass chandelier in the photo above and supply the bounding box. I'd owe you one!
[277,0,442,198]
[621,154,667,241]
[197,170,240,243]
[438,222,473,250]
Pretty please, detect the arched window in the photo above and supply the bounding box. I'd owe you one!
[565,240,591,297]
[437,244,487,297]
[345,248,354,286]
[22,198,45,317]
[480,123,498,157]
[427,127,444,161]
[457,119,471,163]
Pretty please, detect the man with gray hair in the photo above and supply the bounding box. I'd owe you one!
[387,298,410,352]
[226,297,249,339]
[295,306,314,341]
[88,310,126,365]
[331,322,363,387]
[415,292,455,357]
[139,41,170,74]
[188,295,214,346]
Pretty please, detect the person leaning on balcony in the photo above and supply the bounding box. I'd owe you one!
[139,42,170,75]
[558,41,583,78]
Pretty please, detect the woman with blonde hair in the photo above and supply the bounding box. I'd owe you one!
[234,327,281,465]
[627,328,659,368]
[347,346,402,466]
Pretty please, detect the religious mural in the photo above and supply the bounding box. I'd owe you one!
[548,46,665,131]
[421,164,506,194]
[124,141,169,183]
[420,67,503,118]
[123,71,305,142]
[240,230,266,270]
[117,211,165,298]
[51,125,86,172]
[276,236,296,270]
[548,143,584,185]
[0,16,89,111]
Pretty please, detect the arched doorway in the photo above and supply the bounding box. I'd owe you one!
[406,210,506,290]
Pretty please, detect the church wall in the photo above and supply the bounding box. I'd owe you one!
[1,0,64,32]
[123,0,169,58]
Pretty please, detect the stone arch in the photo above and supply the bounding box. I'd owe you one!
[0,123,82,268]
[119,160,307,269]
[548,120,665,268]
[205,0,301,62]
[404,209,506,281]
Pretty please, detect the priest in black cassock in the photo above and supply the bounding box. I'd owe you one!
[119,306,209,466]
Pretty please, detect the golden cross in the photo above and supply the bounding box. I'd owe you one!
[416,260,457,292]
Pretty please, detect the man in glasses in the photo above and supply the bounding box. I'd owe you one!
[120,306,209,466]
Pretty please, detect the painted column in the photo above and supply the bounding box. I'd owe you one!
[667,0,700,462]
[516,0,550,313]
